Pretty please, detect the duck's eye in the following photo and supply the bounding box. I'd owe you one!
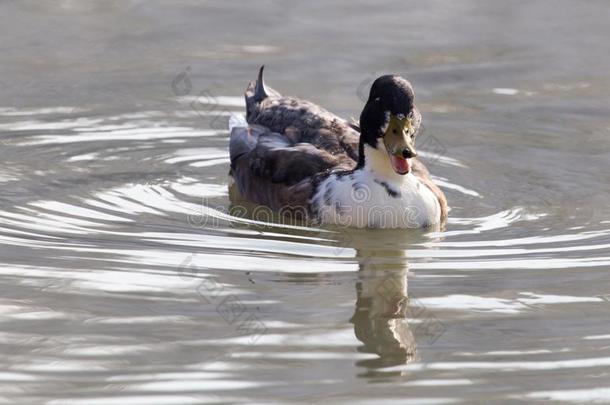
[392,129,397,134]
[374,97,380,103]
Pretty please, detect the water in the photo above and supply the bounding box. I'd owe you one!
[2,0,610,403]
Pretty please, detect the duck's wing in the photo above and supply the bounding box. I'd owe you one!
[230,124,351,211]
[411,159,448,223]
[230,124,350,185]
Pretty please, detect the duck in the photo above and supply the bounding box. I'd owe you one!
[228,66,448,228]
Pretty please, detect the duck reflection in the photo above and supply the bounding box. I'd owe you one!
[352,261,414,368]
[345,229,433,369]
[224,199,440,370]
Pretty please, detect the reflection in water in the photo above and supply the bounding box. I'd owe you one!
[344,230,435,371]
[341,225,455,374]
[351,255,415,369]
[226,198,421,369]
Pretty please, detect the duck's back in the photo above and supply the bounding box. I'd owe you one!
[229,67,359,211]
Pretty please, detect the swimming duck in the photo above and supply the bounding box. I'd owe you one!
[229,67,448,228]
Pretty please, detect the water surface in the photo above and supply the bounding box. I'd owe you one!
[2,1,610,403]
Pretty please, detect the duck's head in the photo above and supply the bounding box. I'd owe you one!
[359,75,421,175]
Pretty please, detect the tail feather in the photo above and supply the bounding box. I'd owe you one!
[253,65,268,102]
[245,65,279,123]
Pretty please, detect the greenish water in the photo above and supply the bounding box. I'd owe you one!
[1,1,610,403]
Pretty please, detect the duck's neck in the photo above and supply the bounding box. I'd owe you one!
[357,140,410,185]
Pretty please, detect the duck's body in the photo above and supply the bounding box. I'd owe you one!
[311,159,441,228]
[229,67,447,228]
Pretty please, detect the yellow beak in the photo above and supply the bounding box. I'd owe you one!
[383,115,417,159]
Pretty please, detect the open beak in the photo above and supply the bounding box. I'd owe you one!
[383,114,417,175]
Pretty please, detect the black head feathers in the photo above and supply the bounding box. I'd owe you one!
[359,75,416,149]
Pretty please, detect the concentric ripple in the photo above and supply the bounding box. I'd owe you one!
[1,101,610,404]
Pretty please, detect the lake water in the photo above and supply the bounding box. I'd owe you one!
[2,1,610,403]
